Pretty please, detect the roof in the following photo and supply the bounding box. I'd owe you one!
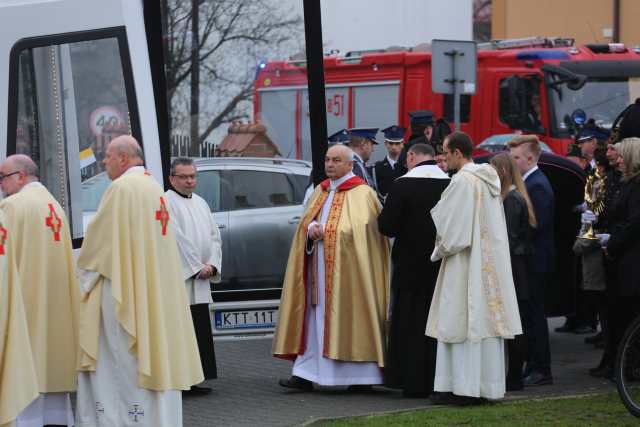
[216,122,282,157]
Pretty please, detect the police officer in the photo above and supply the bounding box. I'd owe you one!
[398,110,435,170]
[372,125,406,199]
[347,127,378,189]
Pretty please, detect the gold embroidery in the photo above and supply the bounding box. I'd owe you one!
[322,191,347,353]
[476,178,508,336]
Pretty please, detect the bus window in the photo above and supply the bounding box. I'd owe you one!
[9,31,141,243]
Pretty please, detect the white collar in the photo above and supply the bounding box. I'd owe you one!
[401,163,449,179]
[353,152,364,164]
[386,155,398,168]
[329,172,355,190]
[19,181,42,193]
[123,165,145,176]
[522,165,539,181]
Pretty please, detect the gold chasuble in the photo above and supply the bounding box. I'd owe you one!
[273,176,390,366]
[0,211,38,427]
[0,183,79,394]
[77,169,203,391]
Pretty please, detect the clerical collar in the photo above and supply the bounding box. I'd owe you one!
[170,188,192,199]
[415,160,437,168]
[329,172,355,190]
[522,165,539,181]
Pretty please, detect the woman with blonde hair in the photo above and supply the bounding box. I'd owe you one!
[490,152,537,391]
[600,137,640,359]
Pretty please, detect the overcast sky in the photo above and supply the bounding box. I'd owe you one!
[287,0,472,54]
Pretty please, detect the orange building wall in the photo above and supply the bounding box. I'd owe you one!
[492,0,640,46]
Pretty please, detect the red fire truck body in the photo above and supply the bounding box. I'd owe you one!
[254,38,640,161]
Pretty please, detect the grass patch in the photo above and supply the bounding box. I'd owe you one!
[318,393,638,426]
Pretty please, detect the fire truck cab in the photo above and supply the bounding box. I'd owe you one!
[255,37,640,159]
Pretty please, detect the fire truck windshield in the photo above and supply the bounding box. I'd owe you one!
[548,76,640,136]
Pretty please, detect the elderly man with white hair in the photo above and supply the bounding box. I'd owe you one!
[75,135,203,426]
[273,144,390,391]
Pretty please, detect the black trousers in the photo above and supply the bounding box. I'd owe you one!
[385,288,437,395]
[507,299,528,384]
[521,272,552,375]
[190,303,217,380]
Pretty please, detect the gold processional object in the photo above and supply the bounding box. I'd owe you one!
[581,168,606,240]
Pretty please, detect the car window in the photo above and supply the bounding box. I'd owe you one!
[195,170,224,212]
[292,173,310,204]
[229,170,296,210]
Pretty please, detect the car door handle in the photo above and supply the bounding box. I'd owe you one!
[218,223,226,229]
[288,216,301,224]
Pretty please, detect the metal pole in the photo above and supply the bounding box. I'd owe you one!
[451,50,460,132]
[303,0,328,186]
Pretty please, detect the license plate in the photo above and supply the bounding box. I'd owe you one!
[214,308,278,330]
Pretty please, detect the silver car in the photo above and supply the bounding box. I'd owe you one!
[193,157,311,338]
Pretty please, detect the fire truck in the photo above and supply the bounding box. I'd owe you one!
[254,37,640,161]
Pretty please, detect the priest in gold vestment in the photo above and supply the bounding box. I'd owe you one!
[76,136,203,426]
[274,144,390,390]
[0,155,79,426]
[0,209,38,427]
[427,133,522,404]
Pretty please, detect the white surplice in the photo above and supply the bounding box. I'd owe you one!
[165,190,222,305]
[292,172,383,386]
[427,163,522,399]
[16,394,73,427]
[75,272,181,427]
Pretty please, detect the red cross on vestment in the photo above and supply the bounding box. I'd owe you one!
[0,225,7,255]
[45,203,62,242]
[155,196,170,236]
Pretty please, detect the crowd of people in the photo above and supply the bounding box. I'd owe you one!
[1,136,222,426]
[1,99,639,425]
[275,100,640,406]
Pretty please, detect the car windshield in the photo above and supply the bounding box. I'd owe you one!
[547,76,640,136]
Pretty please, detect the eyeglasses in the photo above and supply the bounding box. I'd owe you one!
[0,171,20,182]
[171,173,196,180]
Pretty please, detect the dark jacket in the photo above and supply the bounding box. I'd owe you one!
[607,175,640,296]
[372,157,403,198]
[378,161,450,291]
[504,189,534,300]
[524,167,556,274]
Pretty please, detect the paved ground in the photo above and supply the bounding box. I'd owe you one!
[183,318,617,426]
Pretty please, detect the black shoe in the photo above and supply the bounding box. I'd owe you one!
[402,390,429,398]
[183,385,212,396]
[347,384,374,393]
[429,392,454,405]
[554,323,574,333]
[506,380,524,391]
[584,332,604,344]
[523,371,553,386]
[572,325,597,335]
[589,365,613,378]
[278,376,313,391]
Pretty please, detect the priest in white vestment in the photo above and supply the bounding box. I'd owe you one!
[273,144,390,390]
[76,136,203,427]
[426,132,522,404]
[166,157,222,395]
[0,155,79,427]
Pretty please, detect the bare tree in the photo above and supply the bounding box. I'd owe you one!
[473,0,492,42]
[164,0,303,150]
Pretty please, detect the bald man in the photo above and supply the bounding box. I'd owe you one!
[0,154,79,426]
[274,144,390,391]
[76,136,203,426]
